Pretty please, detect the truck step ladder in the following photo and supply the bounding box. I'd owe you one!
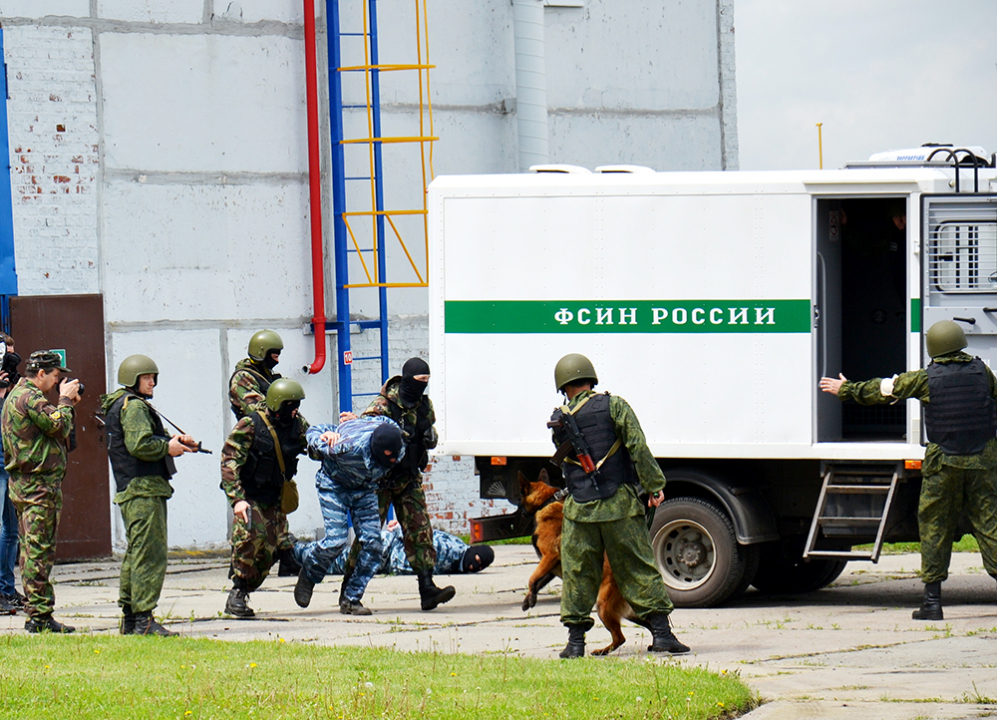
[803,464,901,562]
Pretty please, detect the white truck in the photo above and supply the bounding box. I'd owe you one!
[427,146,997,607]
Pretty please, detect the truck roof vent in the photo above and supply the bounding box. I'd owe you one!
[528,164,592,174]
[594,165,655,174]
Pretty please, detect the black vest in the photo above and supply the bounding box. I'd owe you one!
[924,358,997,455]
[239,411,306,506]
[105,393,175,493]
[550,393,637,503]
[229,365,281,421]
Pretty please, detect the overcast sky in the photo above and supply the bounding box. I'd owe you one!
[735,0,997,171]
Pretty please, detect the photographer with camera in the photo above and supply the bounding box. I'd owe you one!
[100,355,198,636]
[0,350,81,633]
[0,333,25,615]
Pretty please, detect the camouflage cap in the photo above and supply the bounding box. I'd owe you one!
[26,350,71,373]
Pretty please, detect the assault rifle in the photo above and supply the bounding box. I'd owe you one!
[547,411,599,489]
[94,403,212,454]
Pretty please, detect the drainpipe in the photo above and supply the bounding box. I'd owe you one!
[512,0,549,171]
[303,0,327,374]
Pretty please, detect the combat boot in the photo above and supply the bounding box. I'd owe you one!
[912,581,943,620]
[24,615,75,634]
[276,546,302,577]
[224,585,255,618]
[417,571,455,611]
[559,625,586,659]
[133,611,178,637]
[294,568,315,608]
[647,614,691,654]
[339,598,372,616]
[120,605,136,635]
[0,593,18,616]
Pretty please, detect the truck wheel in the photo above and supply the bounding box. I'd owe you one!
[751,547,848,595]
[649,498,746,608]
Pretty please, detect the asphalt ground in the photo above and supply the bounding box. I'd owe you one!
[2,546,996,720]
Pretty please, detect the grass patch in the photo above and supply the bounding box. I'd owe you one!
[0,634,755,720]
[456,534,532,546]
[856,535,980,555]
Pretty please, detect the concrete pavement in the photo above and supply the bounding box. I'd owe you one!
[2,546,996,719]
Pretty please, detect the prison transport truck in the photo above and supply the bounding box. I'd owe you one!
[427,147,997,608]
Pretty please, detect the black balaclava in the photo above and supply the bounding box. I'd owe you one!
[274,400,300,427]
[370,423,403,467]
[461,545,494,573]
[399,357,430,408]
[262,348,281,371]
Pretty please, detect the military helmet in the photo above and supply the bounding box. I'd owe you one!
[265,378,305,412]
[926,320,968,358]
[554,353,598,391]
[248,329,283,362]
[118,354,159,387]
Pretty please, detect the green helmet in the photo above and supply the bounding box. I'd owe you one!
[265,378,305,412]
[118,354,159,387]
[926,320,968,358]
[248,329,283,362]
[554,353,598,391]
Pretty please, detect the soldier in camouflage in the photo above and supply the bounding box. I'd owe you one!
[339,358,456,611]
[221,378,309,618]
[821,320,997,620]
[229,329,300,578]
[550,354,689,658]
[100,355,197,637]
[0,351,81,633]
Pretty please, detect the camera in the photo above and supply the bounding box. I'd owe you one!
[0,350,21,389]
[67,378,85,396]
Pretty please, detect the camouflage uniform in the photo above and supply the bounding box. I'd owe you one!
[838,352,997,583]
[340,377,437,581]
[228,358,295,557]
[100,388,174,615]
[0,377,74,619]
[555,390,674,630]
[325,525,476,575]
[221,411,308,592]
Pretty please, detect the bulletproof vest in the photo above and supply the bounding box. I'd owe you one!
[229,365,281,421]
[550,392,637,503]
[383,389,432,477]
[924,358,997,455]
[239,411,305,506]
[105,393,175,493]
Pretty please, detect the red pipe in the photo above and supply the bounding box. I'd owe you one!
[304,0,327,374]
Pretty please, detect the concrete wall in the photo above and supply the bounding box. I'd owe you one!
[1,0,737,549]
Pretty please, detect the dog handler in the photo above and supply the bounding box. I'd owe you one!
[550,353,689,658]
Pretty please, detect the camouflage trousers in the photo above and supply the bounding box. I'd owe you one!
[341,474,436,585]
[919,466,997,584]
[118,495,169,613]
[560,513,674,629]
[7,473,63,619]
[230,500,287,592]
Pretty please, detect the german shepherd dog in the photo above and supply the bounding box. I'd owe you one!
[519,469,649,655]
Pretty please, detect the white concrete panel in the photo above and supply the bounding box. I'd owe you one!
[0,1,88,17]
[100,33,307,174]
[545,0,719,111]
[109,329,228,548]
[211,0,305,24]
[102,181,313,323]
[97,0,202,23]
[550,113,722,171]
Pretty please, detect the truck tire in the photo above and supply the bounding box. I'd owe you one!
[751,546,848,595]
[649,497,747,608]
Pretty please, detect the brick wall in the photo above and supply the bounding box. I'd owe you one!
[4,25,100,296]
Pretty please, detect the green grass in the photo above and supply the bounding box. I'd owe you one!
[0,635,755,720]
[857,535,980,555]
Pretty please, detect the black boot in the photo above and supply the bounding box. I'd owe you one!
[417,571,455,611]
[912,581,943,620]
[224,584,255,618]
[121,605,136,635]
[647,614,690,654]
[24,615,75,634]
[294,568,315,608]
[559,625,586,659]
[276,546,302,577]
[133,611,178,637]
